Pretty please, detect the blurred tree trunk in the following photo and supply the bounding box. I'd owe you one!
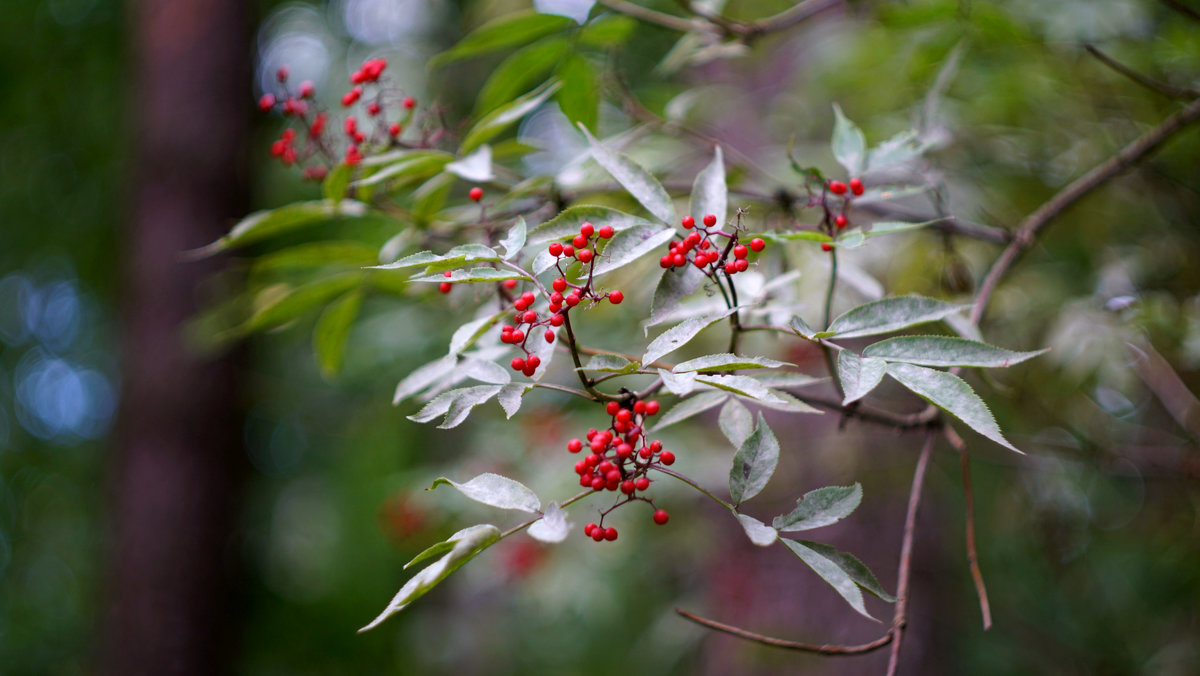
[100,1,250,673]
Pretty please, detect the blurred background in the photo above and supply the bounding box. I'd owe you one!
[1,0,1198,674]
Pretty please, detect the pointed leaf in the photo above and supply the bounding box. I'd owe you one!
[580,353,639,374]
[430,472,541,513]
[370,244,501,272]
[500,217,527,260]
[581,126,676,224]
[462,81,562,153]
[838,351,888,405]
[718,398,753,447]
[650,265,707,326]
[527,205,651,244]
[394,355,457,404]
[789,315,818,340]
[797,540,896,602]
[430,11,575,69]
[781,539,874,621]
[243,274,362,333]
[323,162,353,202]
[497,383,534,418]
[695,374,784,404]
[734,512,778,547]
[887,362,1021,453]
[313,289,363,378]
[198,200,369,254]
[474,37,570,117]
[459,358,510,385]
[651,390,728,432]
[773,484,863,532]
[728,413,779,504]
[831,103,866,176]
[642,308,737,365]
[444,144,494,182]
[409,385,503,429]
[690,146,726,229]
[449,312,505,356]
[591,225,676,277]
[350,151,454,188]
[578,13,636,46]
[675,353,793,373]
[657,368,697,396]
[411,267,524,284]
[826,295,966,339]
[359,524,501,631]
[863,336,1048,368]
[556,53,598,132]
[528,502,571,543]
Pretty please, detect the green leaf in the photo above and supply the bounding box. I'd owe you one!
[734,512,778,547]
[527,502,571,543]
[754,230,832,243]
[461,81,561,154]
[411,267,525,284]
[718,398,754,447]
[863,336,1049,368]
[459,358,510,386]
[500,217,527,260]
[430,11,575,69]
[528,205,652,245]
[773,484,862,532]
[651,390,728,432]
[199,200,368,254]
[675,353,793,373]
[313,288,362,378]
[370,244,501,273]
[243,274,362,333]
[789,315,818,340]
[359,524,501,632]
[475,36,571,117]
[412,173,456,223]
[580,353,640,374]
[409,385,504,429]
[394,355,457,404]
[591,225,675,277]
[497,383,534,418]
[837,351,888,405]
[754,372,825,389]
[444,144,493,182]
[650,265,707,326]
[449,311,506,356]
[580,126,676,224]
[728,412,779,505]
[825,295,966,339]
[887,362,1021,453]
[578,14,636,46]
[323,162,353,202]
[351,151,454,188]
[689,145,726,229]
[430,472,541,513]
[695,374,785,404]
[796,540,896,602]
[866,129,927,173]
[781,539,874,621]
[252,241,377,273]
[831,103,866,177]
[643,308,737,365]
[657,368,697,396]
[556,53,598,132]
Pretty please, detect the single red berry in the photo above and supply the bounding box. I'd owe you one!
[585,452,600,465]
[615,409,632,423]
[565,294,580,307]
[621,480,635,495]
[635,477,650,491]
[829,180,847,195]
[510,330,524,342]
[276,65,289,82]
[367,102,381,116]
[835,214,848,228]
[749,238,765,252]
[568,439,583,453]
[734,259,749,272]
[613,420,628,433]
[608,290,624,305]
[822,242,833,252]
[544,329,555,343]
[299,81,315,98]
[572,234,588,249]
[659,255,673,269]
[353,131,365,144]
[616,443,633,459]
[574,460,587,474]
[576,249,593,264]
[653,509,669,525]
[258,93,276,111]
[699,239,711,251]
[633,401,646,414]
[441,270,453,278]
[469,187,483,202]
[522,310,538,324]
[849,177,864,195]
[591,526,605,540]
[703,214,717,227]
[682,216,695,229]
[562,245,575,258]
[439,282,452,294]
[402,96,416,110]
[527,355,541,369]
[579,222,594,238]
[503,279,518,290]
[341,87,361,106]
[549,314,564,327]
[521,291,535,304]
[584,523,597,536]
[645,401,660,416]
[672,253,686,267]
[598,225,614,239]
[604,527,618,541]
[350,69,366,84]
[639,448,652,459]
[660,450,675,465]
[550,292,564,305]
[725,262,737,275]
[591,477,605,491]
[310,113,327,136]
[389,123,402,137]
[606,401,621,415]
[649,440,662,452]
[511,357,526,371]
[552,278,567,292]
[522,364,536,377]
[685,232,701,247]
[731,244,746,259]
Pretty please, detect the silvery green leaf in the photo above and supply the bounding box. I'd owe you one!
[734,512,778,547]
[500,217,527,260]
[887,362,1021,453]
[650,264,708,326]
[527,502,571,542]
[411,267,524,284]
[782,539,875,620]
[838,351,889,405]
[825,295,966,339]
[351,151,454,188]
[591,225,675,277]
[718,398,753,447]
[527,205,650,244]
[795,540,896,602]
[789,315,819,340]
[497,383,534,419]
[863,336,1048,368]
[449,311,505,356]
[651,391,728,432]
[728,412,779,504]
[831,103,866,176]
[750,388,822,414]
[580,354,639,374]
[444,144,494,182]
[580,126,676,224]
[359,524,501,632]
[772,484,863,532]
[430,472,541,513]
[370,244,500,272]
[408,385,503,428]
[690,145,726,229]
[394,355,457,404]
[695,374,784,404]
[643,308,737,365]
[658,368,697,396]
[754,372,825,389]
[459,358,510,385]
[674,353,793,373]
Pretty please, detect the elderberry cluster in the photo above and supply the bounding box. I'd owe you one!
[659,214,765,276]
[569,399,672,543]
[820,177,866,251]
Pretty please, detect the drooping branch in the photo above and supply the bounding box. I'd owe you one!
[1084,44,1199,101]
[674,608,894,655]
[944,426,992,630]
[886,433,936,676]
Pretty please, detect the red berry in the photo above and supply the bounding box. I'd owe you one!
[402,97,416,110]
[672,253,686,267]
[350,69,366,85]
[469,187,483,202]
[389,123,402,137]
[258,93,276,111]
[523,310,538,324]
[579,222,595,238]
[552,278,567,293]
[633,401,646,414]
[511,357,526,371]
[439,282,452,294]
[544,330,555,343]
[591,477,605,491]
[367,102,381,116]
[734,259,749,272]
[562,245,575,258]
[635,477,650,491]
[749,238,765,252]
[659,255,673,269]
[510,330,524,343]
[685,232,702,247]
[639,448,652,459]
[653,509,669,525]
[550,292,564,305]
[585,452,600,466]
[522,364,537,377]
[584,523,597,536]
[591,526,605,540]
[821,242,833,252]
[443,270,453,278]
[299,81,315,98]
[568,439,583,453]
[549,314,564,327]
[703,214,717,227]
[576,249,593,263]
[849,177,864,195]
[527,355,541,369]
[565,294,580,307]
[503,279,518,289]
[621,480,635,495]
[682,216,695,229]
[570,235,586,249]
[699,239,711,251]
[616,443,633,459]
[829,180,847,195]
[603,527,618,541]
[835,214,848,228]
[645,401,659,416]
[649,440,662,452]
[598,225,614,238]
[660,450,675,465]
[276,66,289,82]
[725,262,737,275]
[608,290,623,305]
[733,244,748,259]
[615,409,632,423]
[606,401,621,415]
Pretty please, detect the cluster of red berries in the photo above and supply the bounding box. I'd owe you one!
[498,289,564,376]
[571,399,673,542]
[659,214,764,276]
[547,221,616,267]
[821,177,866,252]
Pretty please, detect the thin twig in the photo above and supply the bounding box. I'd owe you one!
[596,0,705,33]
[1159,0,1200,22]
[674,608,894,654]
[970,97,1200,326]
[790,391,939,429]
[886,433,936,676]
[733,0,843,40]
[944,426,992,630]
[1084,44,1199,100]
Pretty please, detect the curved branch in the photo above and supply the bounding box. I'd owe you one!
[674,608,893,655]
[886,433,936,676]
[1084,44,1199,100]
